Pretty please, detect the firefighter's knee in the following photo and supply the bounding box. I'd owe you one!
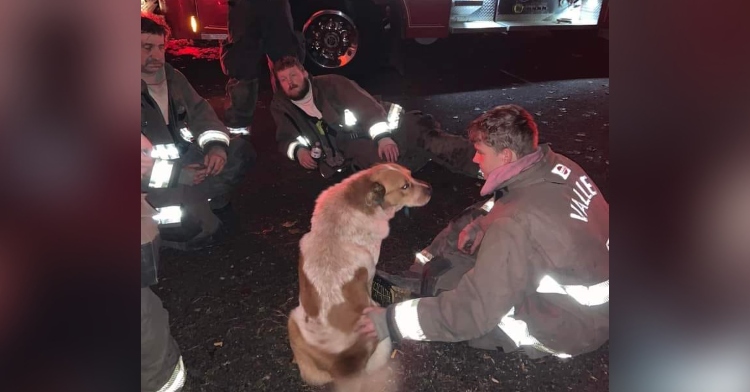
[420,256,454,297]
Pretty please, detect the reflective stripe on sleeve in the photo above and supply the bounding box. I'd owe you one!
[369,121,391,139]
[197,130,230,149]
[392,299,428,341]
[415,249,434,265]
[287,136,311,160]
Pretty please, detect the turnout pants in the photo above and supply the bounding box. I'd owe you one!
[146,138,255,244]
[142,287,184,392]
[336,110,480,178]
[220,0,305,129]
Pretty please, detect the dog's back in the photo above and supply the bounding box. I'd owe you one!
[287,164,432,391]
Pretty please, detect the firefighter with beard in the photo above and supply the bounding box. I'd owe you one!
[359,105,609,360]
[141,13,254,250]
[270,56,480,179]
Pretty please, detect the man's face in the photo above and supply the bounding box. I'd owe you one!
[473,142,510,176]
[277,66,309,100]
[141,33,166,74]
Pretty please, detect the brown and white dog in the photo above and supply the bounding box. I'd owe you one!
[287,163,432,391]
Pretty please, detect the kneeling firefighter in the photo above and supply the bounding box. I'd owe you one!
[141,134,186,392]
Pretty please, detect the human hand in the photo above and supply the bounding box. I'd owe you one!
[204,146,227,175]
[378,138,399,163]
[297,148,318,170]
[355,306,387,341]
[184,163,208,185]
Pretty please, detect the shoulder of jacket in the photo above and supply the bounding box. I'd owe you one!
[315,73,351,86]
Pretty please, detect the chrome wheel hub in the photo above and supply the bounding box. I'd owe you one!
[303,10,359,69]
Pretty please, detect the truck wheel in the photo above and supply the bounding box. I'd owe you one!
[295,0,387,76]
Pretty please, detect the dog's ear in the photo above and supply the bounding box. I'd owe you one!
[365,181,386,207]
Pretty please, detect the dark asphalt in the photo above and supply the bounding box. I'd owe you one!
[157,31,609,391]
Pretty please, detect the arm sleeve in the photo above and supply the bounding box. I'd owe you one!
[386,219,531,342]
[328,75,391,142]
[175,71,230,152]
[270,98,308,161]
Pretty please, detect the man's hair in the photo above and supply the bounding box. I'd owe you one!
[273,56,305,74]
[467,104,539,157]
[141,12,171,39]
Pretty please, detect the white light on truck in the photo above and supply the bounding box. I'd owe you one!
[190,16,198,33]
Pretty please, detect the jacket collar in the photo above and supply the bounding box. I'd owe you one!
[141,63,176,94]
[481,144,554,196]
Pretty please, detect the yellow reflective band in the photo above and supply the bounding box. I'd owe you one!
[393,299,428,341]
[344,109,357,126]
[227,126,250,135]
[150,143,180,160]
[152,206,182,225]
[536,276,609,306]
[369,122,390,138]
[387,103,403,130]
[179,127,194,143]
[156,356,186,392]
[415,249,434,265]
[149,160,174,188]
[497,307,572,359]
[197,130,230,149]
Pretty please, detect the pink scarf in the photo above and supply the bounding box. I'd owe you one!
[480,148,543,196]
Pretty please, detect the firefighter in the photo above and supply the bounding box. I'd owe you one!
[360,105,609,359]
[141,13,254,250]
[219,0,305,137]
[270,56,480,178]
[141,134,186,392]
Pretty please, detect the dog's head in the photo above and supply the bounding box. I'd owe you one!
[345,163,432,214]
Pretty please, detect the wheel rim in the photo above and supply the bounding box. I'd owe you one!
[303,10,359,69]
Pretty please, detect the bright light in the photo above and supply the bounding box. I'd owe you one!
[190,16,198,33]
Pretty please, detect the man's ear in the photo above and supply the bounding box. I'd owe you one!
[366,182,386,207]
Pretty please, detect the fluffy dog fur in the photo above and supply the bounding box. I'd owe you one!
[287,163,432,392]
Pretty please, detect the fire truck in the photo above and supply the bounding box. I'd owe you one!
[147,0,609,74]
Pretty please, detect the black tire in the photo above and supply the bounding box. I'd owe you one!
[291,0,387,77]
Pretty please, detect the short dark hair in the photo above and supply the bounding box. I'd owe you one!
[273,56,304,74]
[467,104,539,157]
[141,12,171,39]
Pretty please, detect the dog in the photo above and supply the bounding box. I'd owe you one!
[287,163,432,391]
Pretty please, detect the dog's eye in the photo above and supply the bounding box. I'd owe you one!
[402,183,410,190]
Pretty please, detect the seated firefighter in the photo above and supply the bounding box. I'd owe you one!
[141,13,254,250]
[269,56,480,178]
[361,105,609,360]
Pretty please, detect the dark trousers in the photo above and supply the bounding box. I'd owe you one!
[335,110,480,178]
[141,287,181,391]
[220,0,305,128]
[146,138,255,243]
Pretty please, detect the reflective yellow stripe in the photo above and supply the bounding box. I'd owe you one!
[344,109,357,126]
[393,299,428,341]
[156,356,186,392]
[369,121,390,138]
[197,130,230,148]
[148,160,174,188]
[536,276,609,306]
[497,307,572,359]
[152,206,182,225]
